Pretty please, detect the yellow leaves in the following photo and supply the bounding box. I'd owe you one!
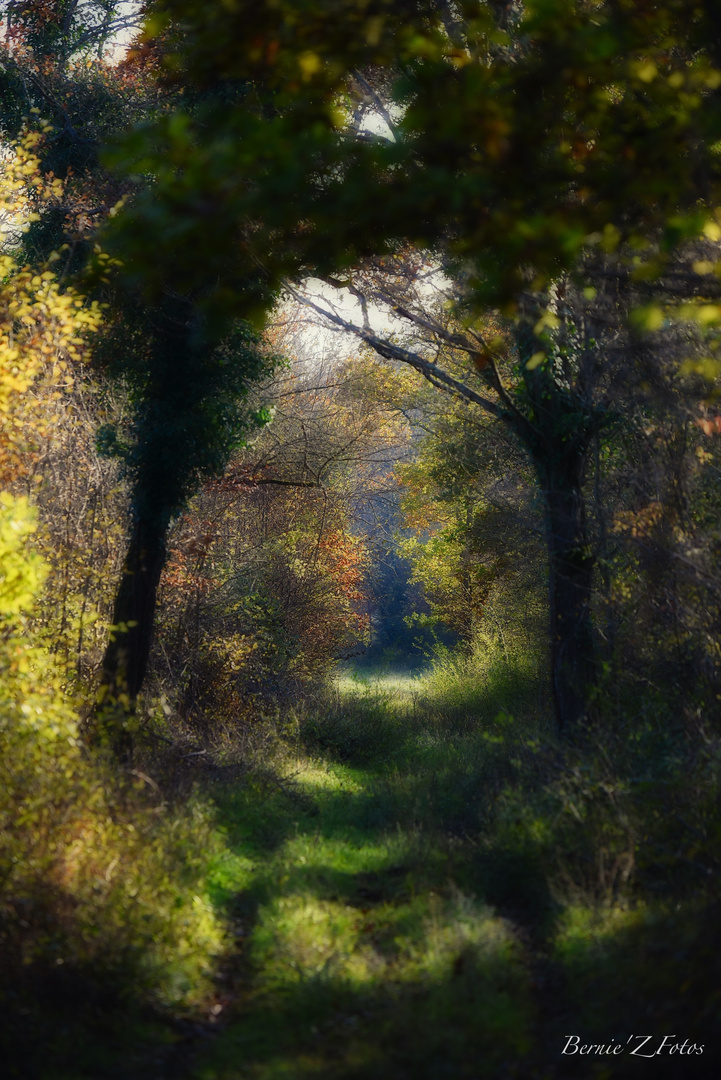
[631,60,658,84]
[695,305,721,326]
[0,494,46,625]
[0,252,103,487]
[692,260,716,275]
[703,220,721,242]
[631,304,671,332]
[674,301,721,329]
[680,356,721,381]
[533,309,560,334]
[0,125,66,244]
[298,51,321,81]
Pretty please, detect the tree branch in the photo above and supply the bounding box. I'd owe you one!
[284,281,508,421]
[349,69,397,142]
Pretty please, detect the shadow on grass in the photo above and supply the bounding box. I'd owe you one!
[549,900,721,1079]
[195,671,720,1080]
[187,679,554,1079]
[11,663,718,1080]
[0,961,182,1080]
[202,948,535,1080]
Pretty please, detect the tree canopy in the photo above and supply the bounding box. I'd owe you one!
[109,1,721,309]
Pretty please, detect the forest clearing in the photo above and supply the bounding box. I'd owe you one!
[2,2,721,1078]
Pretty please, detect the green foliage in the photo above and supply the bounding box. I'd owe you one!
[3,3,721,1074]
[103,2,721,729]
[396,397,545,649]
[181,634,718,1078]
[3,493,719,1075]
[107,2,721,311]
[96,313,274,531]
[0,496,227,1071]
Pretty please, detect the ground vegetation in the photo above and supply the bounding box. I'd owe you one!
[1,3,720,1078]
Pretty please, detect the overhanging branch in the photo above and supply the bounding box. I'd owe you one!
[284,281,508,422]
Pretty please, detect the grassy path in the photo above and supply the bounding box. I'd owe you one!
[6,672,718,1079]
[18,668,714,1080]
[180,672,718,1080]
[189,674,549,1080]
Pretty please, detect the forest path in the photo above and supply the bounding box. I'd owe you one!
[184,672,554,1080]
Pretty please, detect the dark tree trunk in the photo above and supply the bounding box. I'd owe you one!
[513,318,598,732]
[90,519,167,754]
[539,452,596,731]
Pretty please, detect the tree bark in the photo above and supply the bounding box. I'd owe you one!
[538,451,596,731]
[90,518,167,754]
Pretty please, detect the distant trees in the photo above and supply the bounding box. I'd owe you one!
[298,250,721,727]
[2,2,144,65]
[152,335,409,726]
[396,398,543,653]
[117,0,721,730]
[6,0,721,733]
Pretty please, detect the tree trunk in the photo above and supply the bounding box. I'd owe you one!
[539,453,596,731]
[514,318,598,732]
[102,519,166,699]
[90,519,166,754]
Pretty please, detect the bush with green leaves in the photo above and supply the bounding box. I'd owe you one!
[0,495,226,1014]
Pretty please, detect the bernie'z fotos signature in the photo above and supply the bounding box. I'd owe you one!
[562,1035,704,1058]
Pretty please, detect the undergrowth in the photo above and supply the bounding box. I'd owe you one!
[0,497,226,1079]
[4,589,719,1078]
[184,638,719,1079]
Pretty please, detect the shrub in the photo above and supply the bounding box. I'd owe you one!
[0,496,226,1019]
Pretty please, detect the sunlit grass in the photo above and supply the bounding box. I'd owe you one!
[192,641,720,1079]
[290,759,366,795]
[251,885,523,992]
[193,658,543,1079]
[334,670,426,700]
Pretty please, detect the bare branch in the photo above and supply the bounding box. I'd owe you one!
[284,281,508,421]
[350,69,398,142]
